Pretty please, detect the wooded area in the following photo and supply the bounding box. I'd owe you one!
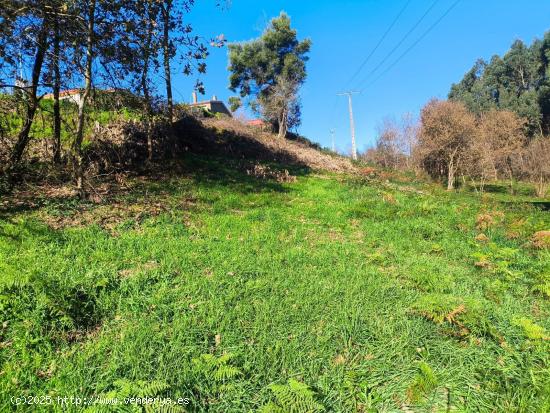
[0,0,224,196]
[363,33,550,198]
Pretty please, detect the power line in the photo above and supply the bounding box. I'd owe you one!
[363,0,461,91]
[344,0,412,88]
[330,0,412,131]
[354,0,439,91]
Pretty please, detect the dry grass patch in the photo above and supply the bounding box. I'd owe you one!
[532,230,550,249]
[203,117,355,173]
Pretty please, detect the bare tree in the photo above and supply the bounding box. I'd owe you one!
[417,99,477,190]
[373,117,402,169]
[362,113,418,170]
[523,137,550,197]
[477,109,526,192]
[399,112,418,169]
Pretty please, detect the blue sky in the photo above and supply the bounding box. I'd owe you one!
[173,0,550,153]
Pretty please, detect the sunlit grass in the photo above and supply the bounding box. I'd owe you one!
[0,158,548,412]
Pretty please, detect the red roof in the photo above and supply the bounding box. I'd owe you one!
[247,119,266,127]
[43,88,115,99]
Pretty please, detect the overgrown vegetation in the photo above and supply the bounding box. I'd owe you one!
[363,99,550,197]
[0,156,548,411]
[1,4,549,412]
[0,0,224,196]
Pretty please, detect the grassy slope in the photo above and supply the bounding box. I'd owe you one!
[0,156,549,412]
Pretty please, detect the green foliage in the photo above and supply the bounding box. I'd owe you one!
[191,353,241,383]
[0,159,548,411]
[533,282,550,298]
[449,31,550,135]
[341,371,380,412]
[228,96,242,112]
[0,92,140,147]
[260,379,325,413]
[513,317,549,340]
[410,293,496,338]
[406,362,438,404]
[228,12,310,97]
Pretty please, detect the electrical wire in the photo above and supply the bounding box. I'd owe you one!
[362,0,461,91]
[344,0,412,88]
[354,0,440,90]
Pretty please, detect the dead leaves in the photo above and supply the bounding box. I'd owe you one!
[118,261,159,279]
[245,163,297,183]
[475,233,489,242]
[532,230,550,249]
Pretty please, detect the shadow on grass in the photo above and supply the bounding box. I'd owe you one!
[501,200,550,211]
[1,115,314,219]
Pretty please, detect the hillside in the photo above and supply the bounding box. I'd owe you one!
[1,126,549,411]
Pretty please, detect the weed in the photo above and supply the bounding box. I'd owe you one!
[406,362,438,404]
[513,317,549,340]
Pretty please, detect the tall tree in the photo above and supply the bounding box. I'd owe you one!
[72,0,96,196]
[1,2,50,168]
[449,32,550,136]
[228,12,311,138]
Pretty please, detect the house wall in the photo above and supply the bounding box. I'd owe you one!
[59,93,83,107]
[209,101,232,117]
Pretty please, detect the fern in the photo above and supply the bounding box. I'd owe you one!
[410,294,464,324]
[0,261,30,291]
[85,379,186,413]
[533,282,550,298]
[513,317,549,340]
[260,379,325,413]
[342,370,378,412]
[406,362,438,404]
[192,353,242,383]
[410,293,497,338]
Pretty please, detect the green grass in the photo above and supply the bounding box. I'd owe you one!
[0,157,549,412]
[0,93,141,146]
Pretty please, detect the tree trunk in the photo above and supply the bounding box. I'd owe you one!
[141,13,154,162]
[73,0,96,198]
[161,0,173,123]
[277,107,288,139]
[447,157,455,191]
[52,9,62,164]
[142,72,153,162]
[8,20,48,167]
[507,164,514,195]
[161,0,177,156]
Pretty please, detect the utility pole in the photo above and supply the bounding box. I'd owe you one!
[330,129,335,152]
[337,91,360,160]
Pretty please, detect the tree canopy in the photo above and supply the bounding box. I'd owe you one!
[0,0,220,195]
[228,12,311,138]
[449,32,550,136]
